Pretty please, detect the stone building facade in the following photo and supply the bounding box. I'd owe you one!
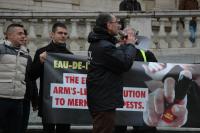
[1,0,200,12]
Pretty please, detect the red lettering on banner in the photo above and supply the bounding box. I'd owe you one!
[55,98,65,106]
[81,77,86,84]
[72,88,76,95]
[123,90,146,98]
[80,88,87,95]
[124,101,144,109]
[53,86,71,94]
[65,76,79,84]
[67,98,87,107]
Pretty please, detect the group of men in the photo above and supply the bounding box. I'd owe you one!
[1,2,199,132]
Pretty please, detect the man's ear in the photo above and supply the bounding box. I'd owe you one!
[49,32,53,39]
[107,22,111,30]
[4,32,8,39]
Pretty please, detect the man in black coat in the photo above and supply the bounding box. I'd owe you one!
[119,0,142,29]
[119,0,142,11]
[86,13,137,133]
[30,22,72,133]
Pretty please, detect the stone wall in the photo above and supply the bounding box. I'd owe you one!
[0,0,185,12]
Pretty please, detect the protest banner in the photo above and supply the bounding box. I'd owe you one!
[43,53,200,127]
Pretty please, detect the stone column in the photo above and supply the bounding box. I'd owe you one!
[41,19,51,47]
[158,18,168,48]
[169,18,180,48]
[0,19,6,40]
[155,0,176,10]
[42,19,51,39]
[28,19,37,39]
[129,17,152,39]
[12,19,22,24]
[28,19,38,56]
[183,17,192,48]
[150,18,157,49]
[84,19,94,51]
[70,19,80,51]
[196,17,200,48]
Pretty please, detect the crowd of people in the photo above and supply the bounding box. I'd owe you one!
[0,0,200,133]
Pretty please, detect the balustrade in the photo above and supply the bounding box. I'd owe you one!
[0,11,200,58]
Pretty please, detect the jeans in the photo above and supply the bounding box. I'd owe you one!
[189,21,197,44]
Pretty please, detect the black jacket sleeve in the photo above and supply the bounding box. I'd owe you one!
[25,55,39,108]
[146,50,157,62]
[30,49,44,81]
[102,43,137,74]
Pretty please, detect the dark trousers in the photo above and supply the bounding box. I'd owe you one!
[21,99,31,133]
[0,98,23,133]
[91,109,116,133]
[42,118,70,133]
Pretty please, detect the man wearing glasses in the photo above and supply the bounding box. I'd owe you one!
[87,13,137,133]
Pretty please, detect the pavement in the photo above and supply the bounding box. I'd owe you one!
[2,125,200,133]
[26,127,200,133]
[26,130,200,133]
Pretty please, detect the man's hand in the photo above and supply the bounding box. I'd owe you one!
[143,77,188,127]
[39,51,47,63]
[143,69,192,127]
[124,31,138,45]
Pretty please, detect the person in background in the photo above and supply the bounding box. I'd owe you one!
[30,22,72,133]
[119,0,142,29]
[119,0,142,11]
[179,0,199,45]
[0,24,29,133]
[115,27,158,133]
[86,13,137,133]
[21,29,38,133]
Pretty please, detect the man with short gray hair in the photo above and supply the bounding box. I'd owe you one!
[0,23,29,133]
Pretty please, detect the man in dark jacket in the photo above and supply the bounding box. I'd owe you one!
[30,22,72,133]
[119,0,142,11]
[119,0,142,29]
[86,13,137,133]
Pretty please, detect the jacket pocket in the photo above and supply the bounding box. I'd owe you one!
[0,79,14,96]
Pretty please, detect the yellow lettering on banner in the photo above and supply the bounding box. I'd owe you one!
[72,61,82,69]
[53,60,87,70]
[54,60,69,69]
